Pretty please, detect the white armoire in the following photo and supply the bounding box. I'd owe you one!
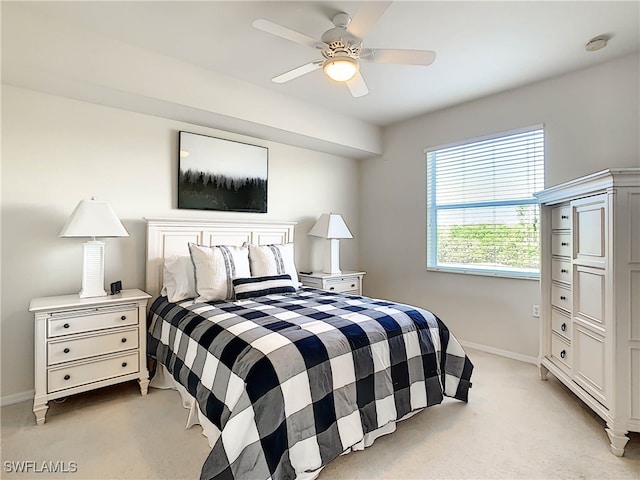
[535,168,639,456]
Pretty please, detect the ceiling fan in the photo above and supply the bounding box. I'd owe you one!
[252,2,436,98]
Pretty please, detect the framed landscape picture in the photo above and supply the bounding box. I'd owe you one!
[178,131,268,213]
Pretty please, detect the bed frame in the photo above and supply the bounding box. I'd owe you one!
[145,218,297,300]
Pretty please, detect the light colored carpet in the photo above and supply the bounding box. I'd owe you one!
[2,349,639,479]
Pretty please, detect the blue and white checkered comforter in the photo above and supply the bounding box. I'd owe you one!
[147,287,473,480]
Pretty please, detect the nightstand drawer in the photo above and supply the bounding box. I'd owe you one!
[48,351,139,393]
[48,306,138,338]
[299,271,365,296]
[48,327,139,365]
[325,277,360,293]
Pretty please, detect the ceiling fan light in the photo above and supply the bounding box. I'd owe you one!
[323,56,358,82]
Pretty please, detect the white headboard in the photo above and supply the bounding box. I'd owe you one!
[145,218,297,299]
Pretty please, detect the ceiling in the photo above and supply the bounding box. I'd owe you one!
[6,1,639,127]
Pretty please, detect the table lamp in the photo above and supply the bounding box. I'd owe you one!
[59,197,129,298]
[308,213,353,274]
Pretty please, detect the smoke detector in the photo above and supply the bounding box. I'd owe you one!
[585,35,609,52]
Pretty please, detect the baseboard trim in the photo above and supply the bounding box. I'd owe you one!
[1,390,34,407]
[460,340,538,365]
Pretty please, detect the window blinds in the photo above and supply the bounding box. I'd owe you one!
[426,128,544,276]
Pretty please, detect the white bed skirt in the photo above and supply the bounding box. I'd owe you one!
[150,364,421,480]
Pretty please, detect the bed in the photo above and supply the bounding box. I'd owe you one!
[145,218,473,480]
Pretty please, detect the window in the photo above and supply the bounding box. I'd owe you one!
[426,126,544,278]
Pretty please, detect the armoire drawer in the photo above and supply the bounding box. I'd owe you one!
[551,233,572,258]
[551,205,571,230]
[551,258,572,285]
[551,308,572,342]
[551,333,572,370]
[551,284,572,312]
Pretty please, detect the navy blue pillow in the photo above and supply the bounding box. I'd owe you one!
[232,274,295,300]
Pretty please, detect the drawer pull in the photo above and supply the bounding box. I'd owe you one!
[329,287,335,291]
[351,284,356,288]
[121,338,127,343]
[560,350,566,359]
[561,215,569,219]
[120,315,127,321]
[63,348,70,353]
[121,362,127,368]
[561,242,569,247]
[63,323,70,329]
[561,269,569,274]
[64,374,70,380]
[561,323,567,332]
[560,296,567,301]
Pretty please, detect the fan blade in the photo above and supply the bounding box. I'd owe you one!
[347,1,392,39]
[346,72,369,98]
[252,19,317,48]
[272,62,322,83]
[366,49,436,66]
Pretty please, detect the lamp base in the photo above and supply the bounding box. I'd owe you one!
[80,241,108,298]
[321,238,342,275]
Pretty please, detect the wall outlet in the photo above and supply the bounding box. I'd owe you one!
[532,305,540,318]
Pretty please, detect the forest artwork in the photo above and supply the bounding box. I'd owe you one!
[178,131,268,213]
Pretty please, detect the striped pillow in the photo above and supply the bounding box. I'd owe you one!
[248,243,299,287]
[232,274,296,300]
[189,243,250,302]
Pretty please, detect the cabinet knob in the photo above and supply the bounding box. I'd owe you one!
[561,242,569,247]
[561,215,569,219]
[121,362,127,368]
[63,323,70,329]
[63,348,70,354]
[560,295,567,301]
[560,350,566,359]
[561,269,568,274]
[329,287,335,291]
[121,338,127,343]
[120,315,127,321]
[561,323,567,332]
[351,284,356,288]
[64,374,70,380]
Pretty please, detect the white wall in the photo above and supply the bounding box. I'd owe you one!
[359,54,640,360]
[2,3,381,159]
[1,85,360,401]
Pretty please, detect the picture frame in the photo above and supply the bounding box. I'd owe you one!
[178,131,268,213]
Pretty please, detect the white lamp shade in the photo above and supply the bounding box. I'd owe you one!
[308,213,353,239]
[59,198,129,238]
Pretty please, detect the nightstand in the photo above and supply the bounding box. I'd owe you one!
[29,288,151,425]
[299,271,365,295]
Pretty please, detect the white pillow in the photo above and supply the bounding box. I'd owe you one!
[161,256,197,303]
[189,243,250,302]
[248,243,299,287]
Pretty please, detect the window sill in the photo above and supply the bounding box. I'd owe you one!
[426,265,540,281]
